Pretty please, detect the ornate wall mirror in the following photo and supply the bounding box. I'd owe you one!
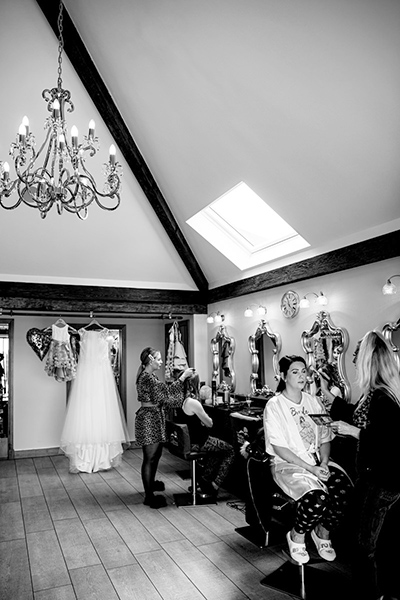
[301,311,351,402]
[382,316,400,371]
[248,319,281,396]
[211,324,236,392]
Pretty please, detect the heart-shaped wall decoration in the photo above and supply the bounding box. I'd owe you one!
[26,328,53,361]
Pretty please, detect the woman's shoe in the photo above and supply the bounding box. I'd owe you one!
[310,530,336,562]
[152,480,165,492]
[286,531,310,564]
[198,476,216,497]
[143,494,167,509]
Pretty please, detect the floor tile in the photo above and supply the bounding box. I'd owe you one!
[54,518,101,570]
[27,529,70,591]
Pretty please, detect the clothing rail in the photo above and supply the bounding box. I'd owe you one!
[0,310,184,320]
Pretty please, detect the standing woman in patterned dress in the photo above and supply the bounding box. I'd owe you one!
[135,347,195,508]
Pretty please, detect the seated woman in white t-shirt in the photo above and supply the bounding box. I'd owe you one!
[264,355,353,564]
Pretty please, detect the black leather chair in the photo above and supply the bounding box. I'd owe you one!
[165,420,217,507]
[236,428,348,600]
[233,426,294,549]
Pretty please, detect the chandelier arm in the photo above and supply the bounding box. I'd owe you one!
[78,159,121,209]
[0,179,23,209]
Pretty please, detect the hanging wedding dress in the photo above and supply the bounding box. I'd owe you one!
[60,327,129,473]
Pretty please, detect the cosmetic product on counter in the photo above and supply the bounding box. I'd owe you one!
[211,380,217,406]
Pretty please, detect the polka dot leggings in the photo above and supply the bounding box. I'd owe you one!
[294,467,353,534]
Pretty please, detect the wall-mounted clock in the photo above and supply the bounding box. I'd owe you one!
[281,290,300,319]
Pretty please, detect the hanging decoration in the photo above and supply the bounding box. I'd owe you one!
[0,1,122,220]
[26,328,53,361]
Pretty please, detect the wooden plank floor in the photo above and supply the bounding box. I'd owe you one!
[0,448,352,600]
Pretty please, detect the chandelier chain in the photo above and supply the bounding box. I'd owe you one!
[57,0,64,90]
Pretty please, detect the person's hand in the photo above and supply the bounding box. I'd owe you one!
[313,464,330,482]
[181,367,196,381]
[240,441,250,459]
[330,420,361,439]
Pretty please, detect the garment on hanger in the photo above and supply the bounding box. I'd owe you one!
[60,327,129,473]
[44,322,78,382]
[165,321,188,382]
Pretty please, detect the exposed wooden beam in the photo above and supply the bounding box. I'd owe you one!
[35,0,208,293]
[0,282,207,315]
[208,230,400,303]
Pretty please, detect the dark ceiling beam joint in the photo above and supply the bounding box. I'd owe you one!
[35,0,208,293]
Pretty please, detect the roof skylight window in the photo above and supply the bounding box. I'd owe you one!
[187,182,309,270]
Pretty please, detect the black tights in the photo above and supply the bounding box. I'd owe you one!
[142,442,163,498]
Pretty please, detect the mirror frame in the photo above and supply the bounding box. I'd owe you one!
[301,310,351,402]
[382,316,400,371]
[248,319,281,395]
[211,324,236,392]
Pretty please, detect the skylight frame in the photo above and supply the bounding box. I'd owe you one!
[187,182,309,271]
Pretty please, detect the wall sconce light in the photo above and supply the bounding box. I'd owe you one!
[207,311,225,324]
[244,304,267,318]
[382,274,400,295]
[299,292,328,309]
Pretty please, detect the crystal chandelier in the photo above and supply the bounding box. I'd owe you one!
[0,1,122,220]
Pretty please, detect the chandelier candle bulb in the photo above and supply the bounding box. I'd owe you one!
[2,162,10,182]
[71,126,78,149]
[52,99,60,119]
[109,145,116,166]
[18,123,26,145]
[58,134,65,151]
[88,120,95,139]
[22,116,29,136]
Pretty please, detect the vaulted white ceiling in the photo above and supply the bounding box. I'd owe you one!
[1,0,399,293]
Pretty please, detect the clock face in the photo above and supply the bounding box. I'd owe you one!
[281,290,300,319]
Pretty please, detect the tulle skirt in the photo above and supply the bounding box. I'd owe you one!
[60,333,129,473]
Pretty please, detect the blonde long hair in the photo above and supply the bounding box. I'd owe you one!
[356,330,400,405]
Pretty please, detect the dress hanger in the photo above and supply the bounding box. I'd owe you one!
[54,318,67,328]
[84,318,105,331]
[43,317,77,334]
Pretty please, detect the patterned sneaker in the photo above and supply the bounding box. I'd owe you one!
[286,531,310,564]
[310,530,336,561]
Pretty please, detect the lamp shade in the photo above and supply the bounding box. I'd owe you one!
[317,293,328,306]
[382,281,397,295]
[300,297,310,308]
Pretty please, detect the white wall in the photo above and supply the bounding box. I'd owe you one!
[206,257,400,402]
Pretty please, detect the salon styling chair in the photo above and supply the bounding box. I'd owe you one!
[165,420,217,507]
[237,429,347,600]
